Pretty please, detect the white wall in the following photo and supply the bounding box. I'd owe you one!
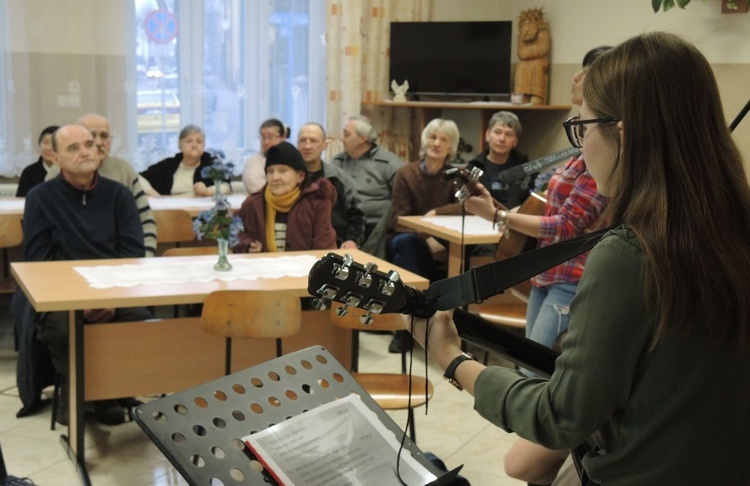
[430,0,750,162]
[431,0,750,63]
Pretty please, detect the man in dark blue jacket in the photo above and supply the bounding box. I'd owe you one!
[19,124,151,426]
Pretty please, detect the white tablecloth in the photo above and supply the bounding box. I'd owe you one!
[74,254,318,289]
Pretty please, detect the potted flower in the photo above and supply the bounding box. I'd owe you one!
[201,149,235,201]
[193,195,244,271]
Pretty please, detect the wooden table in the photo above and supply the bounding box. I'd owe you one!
[11,249,427,486]
[397,215,502,276]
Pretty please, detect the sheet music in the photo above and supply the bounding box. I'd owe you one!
[420,215,498,236]
[244,394,436,486]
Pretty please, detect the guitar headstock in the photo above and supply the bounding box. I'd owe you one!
[445,166,483,203]
[308,253,432,324]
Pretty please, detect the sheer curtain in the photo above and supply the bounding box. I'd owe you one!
[325,0,430,163]
[0,0,326,178]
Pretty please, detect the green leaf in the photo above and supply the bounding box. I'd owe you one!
[676,0,691,8]
[663,0,676,11]
[652,0,663,12]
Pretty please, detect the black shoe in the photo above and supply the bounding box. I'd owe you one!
[388,330,414,354]
[117,397,144,408]
[94,400,127,426]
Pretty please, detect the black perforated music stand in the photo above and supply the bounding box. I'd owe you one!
[133,346,461,486]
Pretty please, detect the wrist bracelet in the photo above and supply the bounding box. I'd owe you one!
[493,209,509,231]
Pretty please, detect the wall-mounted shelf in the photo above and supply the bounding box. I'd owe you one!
[362,100,573,158]
[362,100,571,111]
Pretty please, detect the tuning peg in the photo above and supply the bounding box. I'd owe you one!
[343,292,362,308]
[336,305,349,317]
[380,270,400,296]
[359,311,374,325]
[468,166,483,182]
[334,253,353,281]
[357,262,377,288]
[311,298,329,311]
[316,284,339,300]
[365,300,384,314]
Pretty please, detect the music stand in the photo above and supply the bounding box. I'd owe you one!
[133,346,461,486]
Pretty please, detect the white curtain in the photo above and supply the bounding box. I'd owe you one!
[325,0,430,163]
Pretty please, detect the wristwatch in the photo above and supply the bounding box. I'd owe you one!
[443,352,476,391]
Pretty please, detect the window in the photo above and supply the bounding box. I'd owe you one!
[134,0,325,172]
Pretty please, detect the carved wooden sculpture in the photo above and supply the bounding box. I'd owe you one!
[514,8,550,105]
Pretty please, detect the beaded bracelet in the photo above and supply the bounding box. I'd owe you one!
[493,208,510,231]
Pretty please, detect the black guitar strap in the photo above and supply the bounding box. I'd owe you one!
[424,227,613,312]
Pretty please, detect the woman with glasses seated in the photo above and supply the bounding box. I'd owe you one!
[234,141,336,253]
[407,32,750,484]
[242,118,290,194]
[140,124,230,197]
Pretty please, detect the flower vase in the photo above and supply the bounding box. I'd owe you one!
[214,238,232,271]
[213,178,223,202]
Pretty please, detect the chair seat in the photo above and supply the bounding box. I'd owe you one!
[351,372,433,410]
[473,302,527,329]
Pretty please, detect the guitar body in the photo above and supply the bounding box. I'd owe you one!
[495,191,547,262]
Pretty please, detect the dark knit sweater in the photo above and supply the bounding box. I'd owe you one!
[140,152,224,196]
[16,158,49,197]
[23,174,145,262]
[389,160,463,236]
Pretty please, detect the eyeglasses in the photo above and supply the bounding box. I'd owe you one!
[259,134,281,143]
[563,116,618,148]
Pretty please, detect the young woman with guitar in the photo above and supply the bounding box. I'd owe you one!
[406,32,750,485]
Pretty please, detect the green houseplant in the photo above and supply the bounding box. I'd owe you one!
[652,0,740,12]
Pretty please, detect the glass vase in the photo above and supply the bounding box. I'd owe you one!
[214,238,232,271]
[213,177,223,202]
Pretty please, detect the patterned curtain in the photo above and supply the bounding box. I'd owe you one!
[325,0,430,163]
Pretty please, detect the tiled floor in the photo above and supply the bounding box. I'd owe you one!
[0,294,524,485]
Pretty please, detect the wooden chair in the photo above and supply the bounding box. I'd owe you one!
[329,302,433,443]
[201,290,301,376]
[153,209,195,254]
[0,214,23,293]
[468,282,530,365]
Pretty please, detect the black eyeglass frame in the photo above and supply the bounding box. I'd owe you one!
[563,116,619,149]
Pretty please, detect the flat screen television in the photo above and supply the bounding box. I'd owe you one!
[389,21,513,99]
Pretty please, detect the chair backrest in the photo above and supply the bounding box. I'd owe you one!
[329,302,404,332]
[201,290,301,339]
[0,214,23,248]
[153,209,195,245]
[162,246,231,257]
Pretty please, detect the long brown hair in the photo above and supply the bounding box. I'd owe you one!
[585,32,750,350]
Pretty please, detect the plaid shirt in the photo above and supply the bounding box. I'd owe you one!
[532,155,608,288]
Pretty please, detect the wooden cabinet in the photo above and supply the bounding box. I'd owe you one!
[362,100,572,159]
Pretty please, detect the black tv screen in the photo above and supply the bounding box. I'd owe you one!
[389,21,512,98]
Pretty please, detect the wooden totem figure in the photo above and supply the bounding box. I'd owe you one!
[514,8,550,105]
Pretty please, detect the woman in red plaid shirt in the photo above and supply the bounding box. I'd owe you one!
[467,46,609,354]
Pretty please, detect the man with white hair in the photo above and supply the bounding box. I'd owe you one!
[46,113,157,256]
[331,115,403,242]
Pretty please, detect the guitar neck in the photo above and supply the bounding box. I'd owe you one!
[452,309,558,377]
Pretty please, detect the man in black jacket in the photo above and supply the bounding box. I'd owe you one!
[468,111,533,209]
[298,122,365,249]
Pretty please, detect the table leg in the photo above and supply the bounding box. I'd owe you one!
[62,310,91,486]
[448,242,464,277]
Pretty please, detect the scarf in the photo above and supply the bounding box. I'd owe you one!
[264,185,301,252]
